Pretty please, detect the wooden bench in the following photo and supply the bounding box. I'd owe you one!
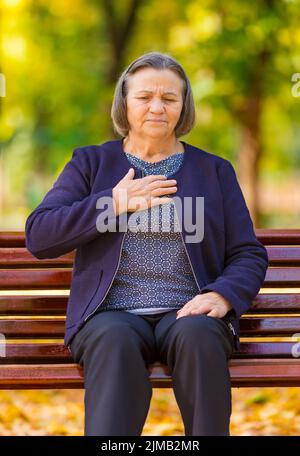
[0,229,300,389]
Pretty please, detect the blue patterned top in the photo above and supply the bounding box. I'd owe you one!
[96,150,200,315]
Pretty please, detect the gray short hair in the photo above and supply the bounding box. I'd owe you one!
[111,51,196,138]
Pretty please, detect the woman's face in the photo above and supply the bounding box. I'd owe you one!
[125,68,184,140]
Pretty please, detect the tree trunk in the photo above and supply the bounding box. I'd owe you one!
[102,0,143,138]
[235,48,271,228]
[237,123,261,227]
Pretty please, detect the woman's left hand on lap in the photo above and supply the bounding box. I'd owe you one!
[176,292,233,319]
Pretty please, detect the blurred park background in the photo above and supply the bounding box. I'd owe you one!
[0,0,300,436]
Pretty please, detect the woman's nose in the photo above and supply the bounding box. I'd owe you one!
[149,99,165,112]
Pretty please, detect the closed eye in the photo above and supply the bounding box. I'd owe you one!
[137,97,176,102]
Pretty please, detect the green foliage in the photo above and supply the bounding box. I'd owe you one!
[0,0,299,227]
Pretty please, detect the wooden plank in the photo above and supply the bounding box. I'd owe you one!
[256,229,300,245]
[0,246,299,267]
[0,364,85,389]
[264,267,300,287]
[0,342,298,363]
[0,232,25,248]
[1,294,300,316]
[1,229,300,248]
[0,247,298,269]
[237,342,299,357]
[2,318,300,339]
[0,296,68,315]
[249,294,300,313]
[240,317,300,335]
[0,248,74,267]
[0,269,72,289]
[0,343,71,363]
[0,319,65,337]
[228,358,300,387]
[266,247,300,266]
[0,359,300,389]
[1,318,300,338]
[0,267,299,290]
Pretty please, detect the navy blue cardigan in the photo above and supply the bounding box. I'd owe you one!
[25,139,269,352]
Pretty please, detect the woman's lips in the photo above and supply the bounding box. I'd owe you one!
[146,119,166,122]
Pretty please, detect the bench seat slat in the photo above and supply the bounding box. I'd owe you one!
[0,359,300,389]
[2,318,300,338]
[0,342,298,363]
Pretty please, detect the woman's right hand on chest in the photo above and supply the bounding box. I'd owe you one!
[112,168,177,215]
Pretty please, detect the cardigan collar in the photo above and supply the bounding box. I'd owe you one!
[116,137,189,180]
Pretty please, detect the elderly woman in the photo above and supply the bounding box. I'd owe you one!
[25,51,268,436]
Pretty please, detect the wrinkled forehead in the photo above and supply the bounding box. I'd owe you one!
[126,68,184,95]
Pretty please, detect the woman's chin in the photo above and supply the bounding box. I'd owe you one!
[143,126,170,138]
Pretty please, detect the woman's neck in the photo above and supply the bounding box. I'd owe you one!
[123,135,184,162]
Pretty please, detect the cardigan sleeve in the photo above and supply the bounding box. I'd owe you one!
[25,147,118,259]
[200,159,269,319]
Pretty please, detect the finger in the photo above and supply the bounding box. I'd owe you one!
[207,308,219,317]
[177,306,205,319]
[178,302,211,317]
[176,305,197,319]
[177,297,199,313]
[177,299,194,312]
[149,179,177,189]
[189,304,212,315]
[123,168,135,180]
[151,186,177,197]
[194,303,213,314]
[145,174,167,182]
[178,297,207,312]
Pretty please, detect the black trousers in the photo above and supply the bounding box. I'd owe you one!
[69,309,235,436]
